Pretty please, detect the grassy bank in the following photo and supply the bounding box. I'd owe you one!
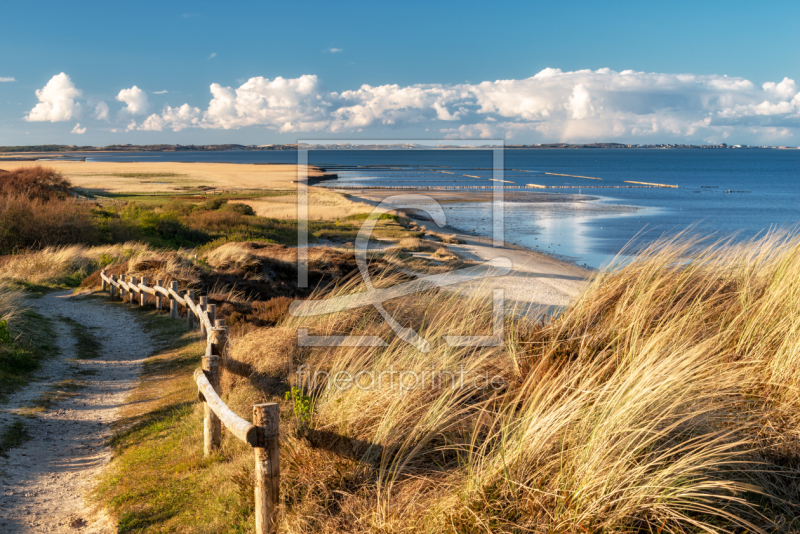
[10,166,800,531]
[85,231,800,533]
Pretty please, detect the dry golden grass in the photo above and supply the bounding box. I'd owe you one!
[0,243,147,286]
[0,283,25,325]
[214,230,800,532]
[0,242,204,290]
[235,189,374,221]
[3,161,327,194]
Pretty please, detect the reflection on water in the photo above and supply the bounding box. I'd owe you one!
[441,198,657,269]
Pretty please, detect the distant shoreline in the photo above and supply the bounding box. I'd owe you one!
[1,143,797,157]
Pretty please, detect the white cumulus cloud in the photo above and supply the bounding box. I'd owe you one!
[328,48,342,53]
[139,104,203,131]
[25,73,82,122]
[122,68,800,142]
[116,86,149,115]
[71,123,86,134]
[0,77,16,82]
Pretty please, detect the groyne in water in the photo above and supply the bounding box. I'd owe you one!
[328,184,679,190]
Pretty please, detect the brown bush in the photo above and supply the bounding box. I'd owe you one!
[0,166,73,201]
[0,195,99,254]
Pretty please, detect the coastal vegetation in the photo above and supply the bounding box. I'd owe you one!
[77,230,800,533]
[0,166,387,256]
[1,165,799,531]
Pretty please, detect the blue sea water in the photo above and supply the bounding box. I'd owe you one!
[82,149,800,268]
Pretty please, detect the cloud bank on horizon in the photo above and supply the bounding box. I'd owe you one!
[23,69,800,143]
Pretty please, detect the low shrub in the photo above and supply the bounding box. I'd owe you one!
[0,165,73,200]
[0,195,100,254]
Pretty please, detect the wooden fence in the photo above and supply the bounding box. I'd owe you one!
[99,270,280,534]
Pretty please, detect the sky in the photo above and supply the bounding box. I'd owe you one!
[1,0,799,146]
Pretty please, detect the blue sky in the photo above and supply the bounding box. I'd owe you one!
[2,0,799,146]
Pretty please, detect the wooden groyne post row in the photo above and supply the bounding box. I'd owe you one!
[100,270,281,534]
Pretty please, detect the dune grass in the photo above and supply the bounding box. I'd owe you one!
[74,229,800,532]
[216,230,800,532]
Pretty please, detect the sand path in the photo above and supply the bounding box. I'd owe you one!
[0,292,154,533]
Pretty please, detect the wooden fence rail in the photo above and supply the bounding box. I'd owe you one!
[99,270,280,534]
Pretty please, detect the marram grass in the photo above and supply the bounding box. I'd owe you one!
[265,231,800,532]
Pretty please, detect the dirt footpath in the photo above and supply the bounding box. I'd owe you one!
[0,291,155,533]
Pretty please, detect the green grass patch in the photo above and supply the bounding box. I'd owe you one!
[0,310,59,402]
[0,419,30,457]
[343,212,400,222]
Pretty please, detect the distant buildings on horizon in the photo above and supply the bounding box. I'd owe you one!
[1,142,797,153]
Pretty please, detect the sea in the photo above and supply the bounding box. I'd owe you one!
[80,149,800,269]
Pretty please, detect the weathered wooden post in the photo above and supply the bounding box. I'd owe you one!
[110,274,116,299]
[187,290,196,328]
[170,281,179,319]
[199,296,209,339]
[209,322,228,356]
[202,348,221,456]
[101,270,107,292]
[207,303,216,334]
[129,276,137,305]
[139,276,147,307]
[155,279,163,311]
[253,403,280,534]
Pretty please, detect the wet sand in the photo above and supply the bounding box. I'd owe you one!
[339,186,594,314]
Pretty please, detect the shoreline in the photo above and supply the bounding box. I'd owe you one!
[336,186,594,312]
[337,186,604,268]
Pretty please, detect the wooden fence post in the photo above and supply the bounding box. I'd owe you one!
[129,276,137,305]
[155,279,163,311]
[140,276,147,307]
[170,281,179,319]
[202,350,221,456]
[110,274,116,299]
[187,290,196,328]
[199,296,209,339]
[101,270,107,292]
[208,304,216,334]
[253,403,280,534]
[208,323,228,357]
